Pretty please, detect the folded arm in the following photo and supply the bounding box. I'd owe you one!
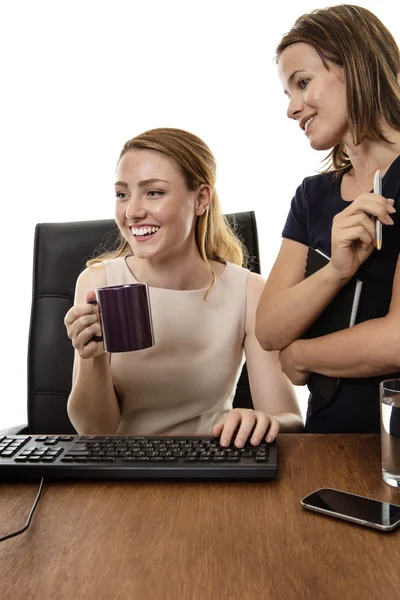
[282,254,400,380]
[257,193,396,353]
[255,239,347,351]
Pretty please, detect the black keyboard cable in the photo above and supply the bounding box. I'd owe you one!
[0,477,44,542]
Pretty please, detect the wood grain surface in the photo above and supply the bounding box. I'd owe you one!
[1,435,399,600]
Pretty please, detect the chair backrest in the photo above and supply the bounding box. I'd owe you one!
[28,211,261,433]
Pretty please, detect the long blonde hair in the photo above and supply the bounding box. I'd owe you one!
[276,4,400,175]
[88,128,247,295]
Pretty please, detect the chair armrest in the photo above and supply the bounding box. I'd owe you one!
[0,424,29,436]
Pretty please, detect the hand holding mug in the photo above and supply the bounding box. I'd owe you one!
[64,291,104,359]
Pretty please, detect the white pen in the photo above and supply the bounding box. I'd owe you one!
[374,169,382,250]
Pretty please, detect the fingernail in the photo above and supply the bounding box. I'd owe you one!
[386,215,394,224]
[266,435,273,443]
[236,439,244,448]
[388,198,395,204]
[221,438,229,447]
[251,437,260,445]
[387,204,396,212]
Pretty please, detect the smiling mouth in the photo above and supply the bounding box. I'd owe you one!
[130,226,160,241]
[304,115,316,133]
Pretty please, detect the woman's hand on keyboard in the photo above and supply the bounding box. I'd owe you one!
[64,291,105,359]
[211,409,280,448]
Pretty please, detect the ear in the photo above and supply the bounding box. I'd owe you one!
[195,184,212,216]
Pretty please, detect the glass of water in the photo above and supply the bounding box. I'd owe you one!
[380,379,400,488]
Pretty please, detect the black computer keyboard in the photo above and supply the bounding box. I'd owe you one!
[0,434,277,481]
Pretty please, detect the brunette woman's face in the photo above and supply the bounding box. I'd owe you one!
[114,149,208,261]
[278,42,350,150]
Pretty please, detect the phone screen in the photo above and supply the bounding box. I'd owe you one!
[302,488,400,528]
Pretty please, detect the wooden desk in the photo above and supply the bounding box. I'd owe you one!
[1,434,399,600]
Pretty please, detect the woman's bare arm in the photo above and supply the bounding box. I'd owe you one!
[66,266,121,434]
[255,239,345,351]
[245,272,304,431]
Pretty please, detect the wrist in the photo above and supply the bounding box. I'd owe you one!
[290,339,309,373]
[324,261,352,286]
[78,351,110,375]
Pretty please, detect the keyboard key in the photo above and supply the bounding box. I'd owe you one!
[1,449,17,457]
[44,437,60,445]
[47,450,62,456]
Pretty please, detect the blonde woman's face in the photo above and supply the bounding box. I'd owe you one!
[278,42,349,151]
[114,149,207,260]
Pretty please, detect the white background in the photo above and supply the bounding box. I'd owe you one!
[0,0,398,429]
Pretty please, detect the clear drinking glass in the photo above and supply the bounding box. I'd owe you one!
[380,379,400,488]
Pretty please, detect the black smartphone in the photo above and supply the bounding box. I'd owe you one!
[301,487,400,532]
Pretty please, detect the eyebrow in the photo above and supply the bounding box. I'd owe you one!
[114,178,169,188]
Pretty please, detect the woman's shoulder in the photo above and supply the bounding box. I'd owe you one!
[77,263,107,286]
[74,263,107,303]
[246,270,266,297]
[219,260,252,282]
[288,171,339,221]
[221,262,265,294]
[297,171,337,199]
[99,255,127,268]
[77,256,128,289]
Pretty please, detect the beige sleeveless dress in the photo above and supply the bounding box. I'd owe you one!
[102,257,249,435]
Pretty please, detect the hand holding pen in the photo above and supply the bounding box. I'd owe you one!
[330,173,396,281]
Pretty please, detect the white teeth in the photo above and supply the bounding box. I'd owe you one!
[304,116,316,131]
[131,226,159,236]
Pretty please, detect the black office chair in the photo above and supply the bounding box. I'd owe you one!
[3,211,261,435]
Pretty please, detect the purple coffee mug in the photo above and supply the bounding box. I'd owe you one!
[88,283,154,353]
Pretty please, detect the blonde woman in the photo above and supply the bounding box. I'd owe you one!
[65,128,303,445]
[256,5,400,433]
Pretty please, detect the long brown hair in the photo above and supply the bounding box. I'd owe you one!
[88,128,247,295]
[276,4,400,175]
